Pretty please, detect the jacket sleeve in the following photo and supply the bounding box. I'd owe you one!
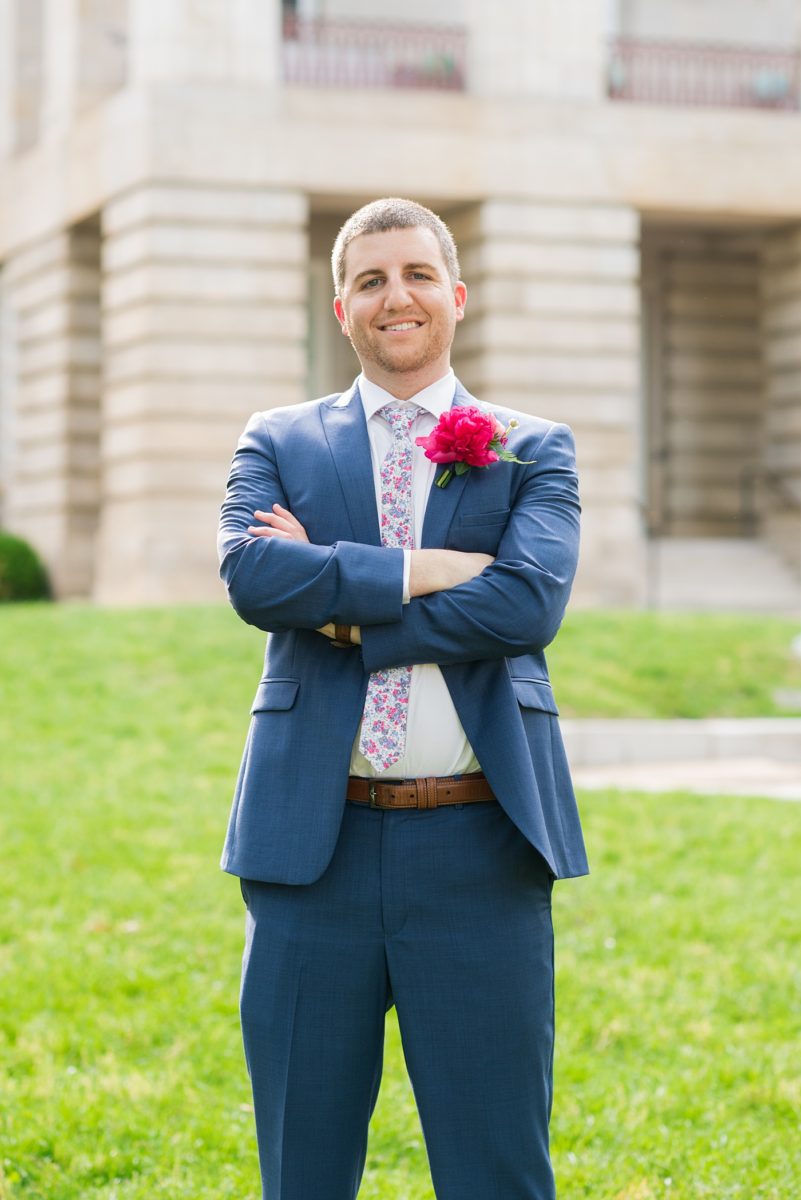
[218,411,405,632]
[360,422,580,669]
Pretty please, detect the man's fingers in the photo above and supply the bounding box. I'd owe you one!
[253,508,291,525]
[254,512,295,533]
[271,503,303,527]
[252,505,309,543]
[247,526,292,539]
[254,504,301,530]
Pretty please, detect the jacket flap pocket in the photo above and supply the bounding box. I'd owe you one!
[251,679,300,713]
[458,507,511,528]
[512,677,559,715]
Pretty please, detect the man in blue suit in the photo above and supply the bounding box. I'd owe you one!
[218,197,588,1199]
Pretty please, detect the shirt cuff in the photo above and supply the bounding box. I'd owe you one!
[402,549,411,604]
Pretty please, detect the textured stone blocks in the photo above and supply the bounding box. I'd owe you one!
[93,182,309,602]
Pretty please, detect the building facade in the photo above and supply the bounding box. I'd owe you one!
[1,0,800,609]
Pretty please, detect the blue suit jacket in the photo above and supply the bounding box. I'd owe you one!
[218,379,589,883]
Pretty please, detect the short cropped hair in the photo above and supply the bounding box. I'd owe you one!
[332,197,460,294]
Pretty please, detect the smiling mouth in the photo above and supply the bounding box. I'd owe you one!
[380,321,423,332]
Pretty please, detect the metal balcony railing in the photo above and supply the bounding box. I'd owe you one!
[608,37,801,111]
[282,15,467,91]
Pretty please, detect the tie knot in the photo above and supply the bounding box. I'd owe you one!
[380,402,421,438]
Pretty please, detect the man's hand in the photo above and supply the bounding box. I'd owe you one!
[317,622,362,645]
[248,504,309,542]
[409,550,494,597]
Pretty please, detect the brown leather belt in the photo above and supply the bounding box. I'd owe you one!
[347,771,496,810]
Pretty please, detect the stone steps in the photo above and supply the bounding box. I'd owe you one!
[649,537,801,613]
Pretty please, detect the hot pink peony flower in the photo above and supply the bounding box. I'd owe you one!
[416,407,503,466]
[416,406,530,488]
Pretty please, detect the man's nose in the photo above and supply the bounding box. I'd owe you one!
[383,275,413,308]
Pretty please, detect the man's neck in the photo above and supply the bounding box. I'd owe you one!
[360,363,453,401]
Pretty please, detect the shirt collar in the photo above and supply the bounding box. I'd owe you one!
[358,370,456,423]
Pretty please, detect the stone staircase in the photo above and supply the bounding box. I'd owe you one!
[649,538,801,613]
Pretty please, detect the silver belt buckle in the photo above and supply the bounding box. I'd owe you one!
[368,782,379,808]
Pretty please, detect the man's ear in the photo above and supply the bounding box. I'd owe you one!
[454,281,467,323]
[334,296,349,335]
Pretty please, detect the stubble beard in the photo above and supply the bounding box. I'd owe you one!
[347,320,453,378]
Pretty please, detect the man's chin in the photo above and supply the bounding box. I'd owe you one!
[376,349,436,376]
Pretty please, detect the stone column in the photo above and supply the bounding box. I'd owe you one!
[3,222,102,596]
[95,183,308,604]
[450,198,644,606]
[761,226,801,573]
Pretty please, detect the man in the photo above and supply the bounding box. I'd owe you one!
[218,197,588,1200]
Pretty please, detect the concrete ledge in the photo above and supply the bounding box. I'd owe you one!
[561,718,801,767]
[571,758,801,801]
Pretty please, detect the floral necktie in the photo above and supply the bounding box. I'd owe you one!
[358,403,421,772]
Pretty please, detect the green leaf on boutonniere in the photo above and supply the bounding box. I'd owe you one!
[497,448,537,466]
[454,461,471,476]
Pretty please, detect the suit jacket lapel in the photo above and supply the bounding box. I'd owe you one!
[321,378,481,550]
[320,381,382,546]
[420,382,474,549]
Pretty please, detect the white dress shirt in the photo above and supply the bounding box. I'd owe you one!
[349,370,480,780]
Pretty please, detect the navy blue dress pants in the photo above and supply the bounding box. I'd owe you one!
[239,797,556,1200]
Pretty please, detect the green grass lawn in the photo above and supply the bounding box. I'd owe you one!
[549,609,801,718]
[1,604,800,1199]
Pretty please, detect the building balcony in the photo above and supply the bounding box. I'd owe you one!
[281,15,467,92]
[608,37,801,112]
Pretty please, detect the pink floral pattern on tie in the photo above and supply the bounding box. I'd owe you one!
[359,403,421,772]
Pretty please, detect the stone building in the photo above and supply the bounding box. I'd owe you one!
[1,0,800,610]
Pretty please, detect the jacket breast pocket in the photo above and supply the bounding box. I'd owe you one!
[250,678,300,713]
[458,507,511,528]
[511,677,559,715]
[448,508,511,554]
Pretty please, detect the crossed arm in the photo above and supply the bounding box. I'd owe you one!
[219,413,579,665]
[247,503,493,643]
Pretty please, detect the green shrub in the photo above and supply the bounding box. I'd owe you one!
[0,530,50,601]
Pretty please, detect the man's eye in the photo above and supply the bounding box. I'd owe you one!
[410,273,430,280]
[362,278,382,289]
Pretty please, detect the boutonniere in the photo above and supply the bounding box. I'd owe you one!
[415,406,536,489]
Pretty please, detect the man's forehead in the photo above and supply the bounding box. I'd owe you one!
[343,226,446,275]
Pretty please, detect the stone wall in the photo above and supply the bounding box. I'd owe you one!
[9,0,44,153]
[3,219,102,596]
[319,0,466,24]
[642,227,764,539]
[761,225,801,571]
[308,212,361,400]
[619,0,801,46]
[0,266,16,524]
